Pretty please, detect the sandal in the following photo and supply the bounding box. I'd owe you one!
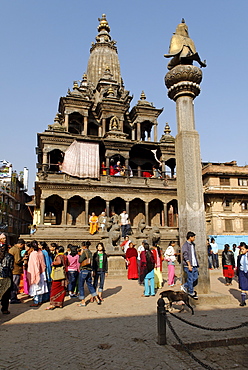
[2,310,10,314]
[30,303,39,307]
[45,306,55,310]
[78,303,86,307]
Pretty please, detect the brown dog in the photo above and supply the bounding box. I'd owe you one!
[160,290,194,315]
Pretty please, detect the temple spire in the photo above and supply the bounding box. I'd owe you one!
[87,14,122,88]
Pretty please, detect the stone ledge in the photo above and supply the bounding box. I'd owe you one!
[193,291,233,305]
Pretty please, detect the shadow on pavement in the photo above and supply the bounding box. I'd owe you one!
[103,285,122,298]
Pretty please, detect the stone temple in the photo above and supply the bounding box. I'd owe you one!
[32,14,179,271]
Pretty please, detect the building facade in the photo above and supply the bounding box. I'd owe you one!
[0,160,32,244]
[203,161,248,245]
[33,15,179,250]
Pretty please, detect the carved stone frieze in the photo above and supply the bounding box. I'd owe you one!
[165,65,202,101]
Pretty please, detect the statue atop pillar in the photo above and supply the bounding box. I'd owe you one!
[164,19,206,70]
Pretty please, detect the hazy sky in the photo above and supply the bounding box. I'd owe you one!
[1,1,247,193]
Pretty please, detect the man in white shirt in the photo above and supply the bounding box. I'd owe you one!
[210,237,219,269]
[120,210,129,238]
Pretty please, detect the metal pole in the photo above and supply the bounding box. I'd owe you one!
[157,298,166,345]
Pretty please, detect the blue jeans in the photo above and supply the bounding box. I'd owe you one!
[68,271,79,293]
[144,270,155,296]
[208,255,213,269]
[94,271,105,292]
[183,267,198,295]
[79,269,97,300]
[33,294,43,304]
[213,254,219,269]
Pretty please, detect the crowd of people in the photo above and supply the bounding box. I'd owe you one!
[0,233,108,314]
[123,239,178,296]
[1,230,248,315]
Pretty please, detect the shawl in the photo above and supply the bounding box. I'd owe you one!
[27,250,46,286]
[125,248,138,259]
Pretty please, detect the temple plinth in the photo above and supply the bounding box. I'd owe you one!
[165,64,210,294]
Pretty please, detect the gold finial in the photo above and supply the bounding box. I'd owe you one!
[98,14,110,33]
[105,65,111,72]
[82,73,87,81]
[54,113,60,123]
[140,91,146,100]
[107,85,114,96]
[73,81,79,89]
[164,122,171,135]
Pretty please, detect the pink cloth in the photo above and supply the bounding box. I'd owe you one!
[27,250,46,286]
[62,141,100,179]
[67,254,80,271]
[168,264,175,286]
[23,270,29,295]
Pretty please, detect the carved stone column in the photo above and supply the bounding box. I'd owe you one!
[83,116,88,135]
[137,122,141,141]
[163,202,167,227]
[131,128,135,141]
[145,202,149,225]
[64,113,69,131]
[106,156,110,176]
[125,158,129,176]
[85,200,89,225]
[40,199,45,225]
[63,199,68,225]
[154,123,158,142]
[106,201,110,217]
[137,166,141,177]
[42,152,48,171]
[102,118,106,136]
[126,201,130,216]
[165,64,209,294]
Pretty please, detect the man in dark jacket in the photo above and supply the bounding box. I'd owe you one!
[181,231,199,299]
[9,239,25,304]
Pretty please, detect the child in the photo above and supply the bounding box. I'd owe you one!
[164,241,176,287]
[237,243,248,306]
[92,243,108,301]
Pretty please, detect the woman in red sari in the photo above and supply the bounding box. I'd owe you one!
[125,242,138,280]
[45,246,68,310]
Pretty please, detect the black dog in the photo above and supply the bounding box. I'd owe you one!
[160,290,194,315]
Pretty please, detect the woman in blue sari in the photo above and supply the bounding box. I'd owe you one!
[40,242,52,302]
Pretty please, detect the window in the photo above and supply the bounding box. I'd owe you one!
[241,202,248,211]
[225,219,233,231]
[223,199,232,210]
[220,177,230,185]
[239,179,248,186]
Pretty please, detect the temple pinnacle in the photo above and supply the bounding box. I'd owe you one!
[98,14,110,33]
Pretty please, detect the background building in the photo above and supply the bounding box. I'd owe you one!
[203,161,248,246]
[0,160,32,244]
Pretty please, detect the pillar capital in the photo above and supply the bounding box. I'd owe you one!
[165,65,202,101]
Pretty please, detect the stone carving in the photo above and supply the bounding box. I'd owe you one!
[108,223,121,246]
[164,19,206,70]
[137,219,146,234]
[165,65,202,101]
[148,226,161,246]
[110,116,119,130]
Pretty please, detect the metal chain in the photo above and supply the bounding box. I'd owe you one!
[168,311,248,331]
[165,315,215,370]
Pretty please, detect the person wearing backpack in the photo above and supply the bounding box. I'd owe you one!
[140,243,155,297]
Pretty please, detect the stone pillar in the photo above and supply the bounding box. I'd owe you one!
[102,118,106,137]
[147,130,151,142]
[85,200,89,225]
[154,123,158,142]
[119,119,124,132]
[64,113,69,131]
[63,199,68,225]
[106,201,110,217]
[163,202,167,227]
[125,158,129,176]
[126,201,129,216]
[145,202,149,225]
[106,156,110,175]
[83,116,88,135]
[137,166,141,177]
[42,152,48,171]
[40,199,45,225]
[165,64,209,294]
[161,161,166,178]
[137,122,141,141]
[131,129,135,141]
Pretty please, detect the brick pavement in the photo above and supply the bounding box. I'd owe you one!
[0,267,247,370]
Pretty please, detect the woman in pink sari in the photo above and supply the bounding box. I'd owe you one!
[27,240,48,307]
